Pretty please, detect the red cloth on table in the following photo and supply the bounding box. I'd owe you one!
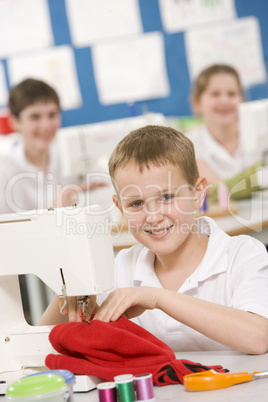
[45,317,227,386]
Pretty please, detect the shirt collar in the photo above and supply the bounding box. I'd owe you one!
[202,126,242,158]
[132,216,230,287]
[14,139,59,173]
[133,247,160,286]
[193,216,230,282]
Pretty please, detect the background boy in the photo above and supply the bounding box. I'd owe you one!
[0,78,103,215]
[0,78,65,214]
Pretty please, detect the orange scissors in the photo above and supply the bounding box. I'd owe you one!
[184,369,268,391]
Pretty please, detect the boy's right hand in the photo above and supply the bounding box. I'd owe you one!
[53,182,108,208]
[93,287,158,323]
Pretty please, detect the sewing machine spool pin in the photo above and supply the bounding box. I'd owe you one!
[60,268,67,314]
[77,296,90,322]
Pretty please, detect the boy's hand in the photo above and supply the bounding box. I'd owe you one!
[93,287,158,322]
[53,182,107,208]
[84,182,107,191]
[59,295,97,323]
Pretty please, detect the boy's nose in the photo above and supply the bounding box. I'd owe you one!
[145,202,164,223]
[219,94,231,104]
[40,117,54,130]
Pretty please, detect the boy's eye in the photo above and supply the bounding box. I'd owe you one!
[30,114,40,120]
[161,194,174,202]
[211,91,219,97]
[227,91,237,97]
[49,112,59,119]
[130,200,144,208]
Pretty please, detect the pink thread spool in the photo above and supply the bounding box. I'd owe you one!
[217,183,229,210]
[97,382,117,402]
[134,373,155,401]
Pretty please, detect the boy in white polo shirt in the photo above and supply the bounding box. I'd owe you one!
[94,125,268,354]
[0,78,65,214]
[0,78,104,215]
[40,125,268,354]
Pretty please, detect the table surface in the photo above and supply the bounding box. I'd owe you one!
[74,351,268,402]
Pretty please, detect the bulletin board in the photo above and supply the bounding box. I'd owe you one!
[0,0,268,128]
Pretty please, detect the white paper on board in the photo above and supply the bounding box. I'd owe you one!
[159,0,236,33]
[66,0,143,47]
[185,17,267,88]
[91,31,170,105]
[0,0,53,58]
[7,45,82,111]
[0,63,8,107]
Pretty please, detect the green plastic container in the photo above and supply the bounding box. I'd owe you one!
[25,370,75,402]
[5,374,68,401]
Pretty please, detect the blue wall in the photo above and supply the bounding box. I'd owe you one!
[6,0,268,127]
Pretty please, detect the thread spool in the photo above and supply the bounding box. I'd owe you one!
[217,182,229,210]
[97,382,117,402]
[134,373,155,401]
[114,374,136,402]
[199,194,208,213]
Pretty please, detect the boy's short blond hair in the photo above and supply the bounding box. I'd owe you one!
[109,125,199,185]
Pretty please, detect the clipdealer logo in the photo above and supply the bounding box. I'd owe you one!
[4,170,114,215]
[228,171,266,233]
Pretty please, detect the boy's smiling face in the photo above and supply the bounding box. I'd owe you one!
[11,101,61,153]
[113,160,206,257]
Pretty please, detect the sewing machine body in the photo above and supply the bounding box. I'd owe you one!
[0,205,114,394]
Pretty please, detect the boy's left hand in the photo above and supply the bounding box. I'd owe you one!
[53,182,107,208]
[93,287,158,322]
[60,295,97,323]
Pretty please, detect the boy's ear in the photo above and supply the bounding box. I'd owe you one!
[192,98,201,115]
[113,194,123,214]
[9,115,20,132]
[194,176,208,210]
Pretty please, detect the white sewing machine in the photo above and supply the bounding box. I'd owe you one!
[57,113,166,180]
[0,205,114,394]
[239,98,268,154]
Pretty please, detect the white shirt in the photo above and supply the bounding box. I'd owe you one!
[98,217,268,351]
[0,139,65,214]
[187,125,261,180]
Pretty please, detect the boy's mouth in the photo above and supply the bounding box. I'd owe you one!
[145,225,173,235]
[215,108,232,116]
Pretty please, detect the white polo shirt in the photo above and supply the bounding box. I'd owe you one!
[186,126,262,180]
[99,217,268,351]
[0,140,65,214]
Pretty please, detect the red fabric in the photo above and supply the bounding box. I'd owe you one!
[45,317,227,386]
